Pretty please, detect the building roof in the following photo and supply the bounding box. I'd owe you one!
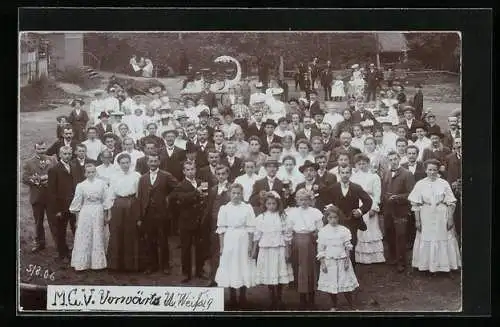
[376,32,409,52]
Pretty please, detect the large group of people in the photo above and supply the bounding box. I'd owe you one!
[22,58,462,311]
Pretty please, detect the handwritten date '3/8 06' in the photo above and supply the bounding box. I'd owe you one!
[25,264,56,281]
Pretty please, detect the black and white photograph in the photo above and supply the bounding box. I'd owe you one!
[18,29,465,313]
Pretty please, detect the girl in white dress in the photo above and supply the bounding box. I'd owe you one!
[69,163,113,271]
[215,183,257,306]
[317,205,359,311]
[331,76,346,101]
[252,191,294,309]
[408,159,461,277]
[350,154,385,264]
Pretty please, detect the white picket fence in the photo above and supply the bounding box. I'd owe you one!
[20,51,48,87]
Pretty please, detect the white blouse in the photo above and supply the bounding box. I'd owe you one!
[254,212,292,248]
[96,164,117,186]
[277,166,305,192]
[216,202,256,234]
[316,224,353,260]
[109,170,141,198]
[69,179,113,213]
[350,171,381,212]
[286,207,324,233]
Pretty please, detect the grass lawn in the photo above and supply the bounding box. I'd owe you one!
[18,74,462,312]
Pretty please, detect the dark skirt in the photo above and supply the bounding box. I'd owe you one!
[291,232,317,294]
[107,197,141,271]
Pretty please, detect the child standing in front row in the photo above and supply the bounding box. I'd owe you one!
[252,191,294,310]
[317,205,359,311]
[215,183,257,308]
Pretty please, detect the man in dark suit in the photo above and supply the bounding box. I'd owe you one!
[421,131,452,164]
[365,63,381,102]
[351,102,377,124]
[295,116,321,142]
[197,148,221,188]
[260,119,282,155]
[202,164,231,287]
[22,141,58,253]
[71,144,97,184]
[315,152,338,188]
[319,123,339,153]
[136,141,157,175]
[307,91,321,117]
[293,160,330,210]
[320,61,334,101]
[401,145,426,248]
[137,154,179,274]
[172,161,209,283]
[46,126,78,160]
[327,131,362,170]
[47,146,77,263]
[444,138,462,240]
[138,123,165,152]
[197,111,215,140]
[246,110,266,138]
[401,106,423,141]
[94,112,114,142]
[199,81,218,109]
[96,133,121,164]
[328,165,372,269]
[249,160,285,207]
[220,141,243,182]
[381,151,416,273]
[443,117,461,149]
[412,84,424,120]
[187,128,214,168]
[159,129,186,181]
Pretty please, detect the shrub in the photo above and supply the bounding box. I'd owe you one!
[57,66,85,85]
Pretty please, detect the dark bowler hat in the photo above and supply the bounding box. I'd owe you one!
[186,142,200,153]
[98,111,110,119]
[263,118,277,128]
[264,159,280,168]
[299,160,319,173]
[198,110,210,118]
[413,121,427,131]
[428,131,444,139]
[70,98,84,106]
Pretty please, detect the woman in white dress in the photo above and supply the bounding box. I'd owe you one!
[294,139,315,168]
[362,137,388,177]
[408,159,461,277]
[317,204,359,311]
[350,154,385,264]
[234,126,250,159]
[234,160,260,203]
[331,76,346,101]
[252,191,294,309]
[215,183,257,307]
[69,163,113,271]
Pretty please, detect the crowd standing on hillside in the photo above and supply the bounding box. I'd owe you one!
[22,58,462,311]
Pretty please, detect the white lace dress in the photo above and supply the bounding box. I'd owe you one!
[253,212,294,285]
[317,225,359,294]
[408,177,461,272]
[350,171,385,264]
[69,178,113,271]
[215,202,257,288]
[331,80,345,97]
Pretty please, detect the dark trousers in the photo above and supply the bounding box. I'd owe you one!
[56,211,76,258]
[143,211,170,271]
[340,218,358,269]
[180,228,204,277]
[324,85,332,101]
[406,212,417,247]
[209,233,220,281]
[365,87,377,102]
[31,202,54,246]
[384,214,408,266]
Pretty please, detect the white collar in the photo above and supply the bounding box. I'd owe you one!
[186,177,197,184]
[150,169,159,174]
